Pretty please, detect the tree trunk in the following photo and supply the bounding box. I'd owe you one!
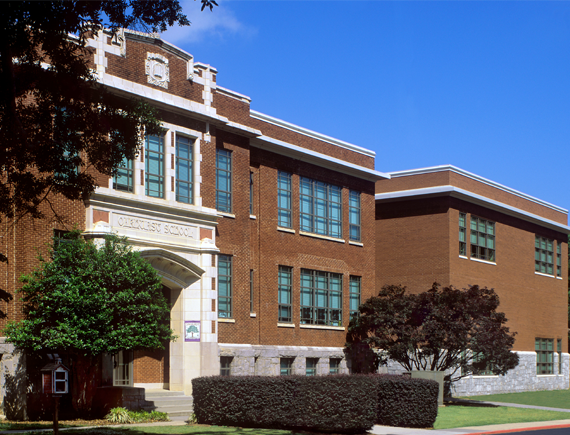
[71,354,100,418]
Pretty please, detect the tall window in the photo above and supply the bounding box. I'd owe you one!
[216,149,232,212]
[220,356,232,376]
[349,191,361,241]
[250,270,254,312]
[280,357,294,376]
[176,135,193,204]
[249,172,254,215]
[218,255,232,318]
[536,338,554,374]
[535,236,554,275]
[349,276,361,319]
[557,244,562,277]
[300,269,342,326]
[145,135,165,198]
[278,266,292,323]
[459,213,467,256]
[278,171,292,228]
[300,177,342,238]
[114,157,134,192]
[470,216,495,261]
[558,339,562,374]
[306,358,318,376]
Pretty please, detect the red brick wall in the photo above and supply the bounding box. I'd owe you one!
[216,143,376,348]
[376,195,567,354]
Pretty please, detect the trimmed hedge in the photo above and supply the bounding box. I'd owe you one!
[192,374,439,432]
[374,375,439,428]
[192,375,377,433]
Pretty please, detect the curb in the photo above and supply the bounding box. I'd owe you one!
[466,423,570,434]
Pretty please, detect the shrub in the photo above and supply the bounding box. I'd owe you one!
[192,375,377,433]
[106,407,132,424]
[374,375,438,428]
[105,408,169,424]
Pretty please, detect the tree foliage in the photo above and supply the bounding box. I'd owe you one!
[0,0,216,246]
[4,231,174,415]
[345,283,519,387]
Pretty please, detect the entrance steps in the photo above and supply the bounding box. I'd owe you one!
[143,389,194,418]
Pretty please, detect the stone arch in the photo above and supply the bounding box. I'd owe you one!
[138,249,204,288]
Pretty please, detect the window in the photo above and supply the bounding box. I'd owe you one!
[278,171,292,228]
[249,172,253,215]
[471,352,494,376]
[306,358,318,376]
[250,270,254,312]
[300,177,342,238]
[558,339,562,374]
[459,213,467,256]
[300,269,342,326]
[349,276,361,319]
[145,135,164,198]
[535,236,554,275]
[349,191,361,241]
[280,357,294,376]
[218,255,232,318]
[536,338,554,374]
[278,266,292,323]
[220,356,232,376]
[113,157,134,192]
[557,244,562,277]
[216,149,232,212]
[470,216,495,261]
[329,358,341,374]
[176,135,193,203]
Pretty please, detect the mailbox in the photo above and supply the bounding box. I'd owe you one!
[41,359,70,395]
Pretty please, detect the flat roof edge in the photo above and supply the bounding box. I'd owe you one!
[375,186,570,234]
[388,165,568,214]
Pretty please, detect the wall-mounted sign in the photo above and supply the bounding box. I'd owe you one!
[184,321,201,342]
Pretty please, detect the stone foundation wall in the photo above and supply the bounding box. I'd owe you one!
[0,340,27,420]
[218,344,349,376]
[378,351,569,396]
[453,351,569,396]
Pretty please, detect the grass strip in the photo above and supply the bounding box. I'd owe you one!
[24,427,294,435]
[434,405,570,429]
[459,389,570,409]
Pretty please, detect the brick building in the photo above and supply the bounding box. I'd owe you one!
[0,28,386,412]
[376,165,569,395]
[0,29,567,416]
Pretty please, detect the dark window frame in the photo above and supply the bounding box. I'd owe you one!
[216,149,232,212]
[300,269,342,326]
[145,134,165,198]
[299,177,342,238]
[218,255,232,318]
[175,134,193,204]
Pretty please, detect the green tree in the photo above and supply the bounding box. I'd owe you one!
[345,283,519,394]
[0,0,216,263]
[5,231,175,416]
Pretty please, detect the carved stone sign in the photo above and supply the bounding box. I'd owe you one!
[145,52,169,89]
[184,321,201,342]
[114,214,198,240]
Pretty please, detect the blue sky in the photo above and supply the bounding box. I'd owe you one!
[163,1,570,213]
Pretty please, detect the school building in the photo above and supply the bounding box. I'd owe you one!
[0,30,567,416]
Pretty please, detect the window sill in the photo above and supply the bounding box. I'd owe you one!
[535,272,557,279]
[218,318,235,323]
[299,231,345,243]
[469,257,496,266]
[278,323,295,328]
[278,227,295,234]
[250,312,256,317]
[537,374,557,377]
[250,215,256,220]
[471,375,498,378]
[459,255,468,260]
[300,324,345,331]
[349,241,363,247]
[218,212,236,219]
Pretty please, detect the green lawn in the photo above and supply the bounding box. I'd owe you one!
[434,404,570,429]
[460,389,570,409]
